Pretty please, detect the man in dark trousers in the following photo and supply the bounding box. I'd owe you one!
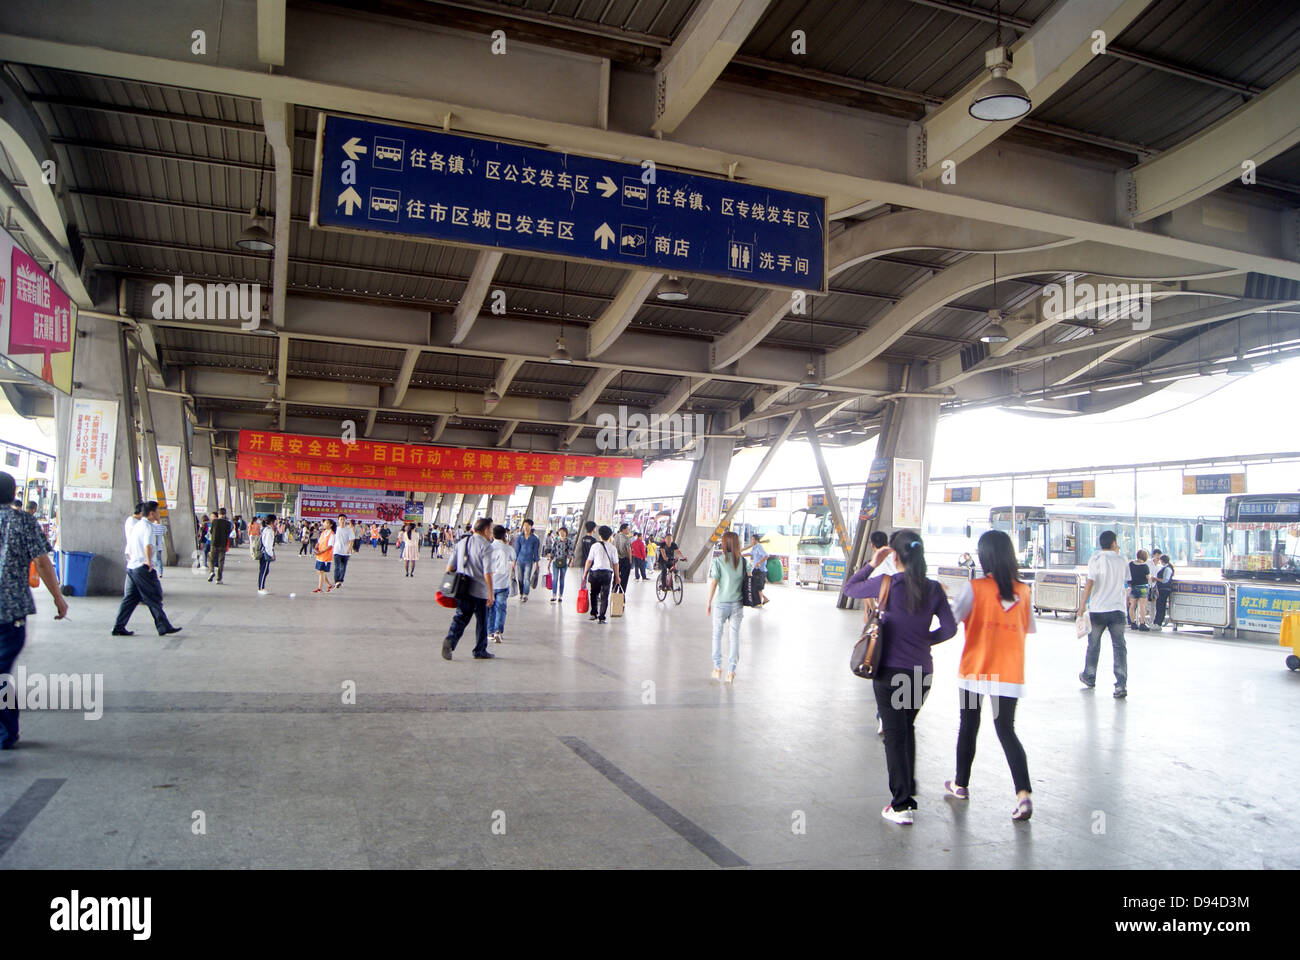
[113,501,182,637]
[578,520,597,570]
[0,471,68,749]
[208,508,232,583]
[442,517,497,661]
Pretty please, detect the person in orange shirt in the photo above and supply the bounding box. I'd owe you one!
[249,516,261,540]
[944,529,1035,822]
[313,518,336,594]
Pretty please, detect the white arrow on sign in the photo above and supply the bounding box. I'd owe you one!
[342,137,367,161]
[594,223,616,250]
[596,176,618,199]
[337,187,362,215]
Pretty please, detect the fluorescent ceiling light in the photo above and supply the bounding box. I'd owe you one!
[1049,389,1089,399]
[1147,372,1198,384]
[1093,382,1142,392]
[1006,405,1078,416]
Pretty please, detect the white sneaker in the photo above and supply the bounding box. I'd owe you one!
[881,804,914,826]
[257,589,268,596]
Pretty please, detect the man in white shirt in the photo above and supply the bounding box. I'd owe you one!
[332,514,354,589]
[1075,530,1129,698]
[112,501,181,637]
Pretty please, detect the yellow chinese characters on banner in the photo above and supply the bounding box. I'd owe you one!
[892,458,925,529]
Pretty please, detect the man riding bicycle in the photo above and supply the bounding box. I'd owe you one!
[656,532,682,592]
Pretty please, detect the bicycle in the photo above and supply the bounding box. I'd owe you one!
[655,565,684,605]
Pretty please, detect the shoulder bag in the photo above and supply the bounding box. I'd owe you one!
[439,538,473,602]
[850,574,891,680]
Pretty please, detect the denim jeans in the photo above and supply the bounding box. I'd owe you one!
[551,562,567,598]
[711,600,743,671]
[518,560,535,597]
[0,619,26,747]
[333,554,349,583]
[1083,609,1128,689]
[489,588,510,634]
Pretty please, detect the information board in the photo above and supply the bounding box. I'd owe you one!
[935,564,973,597]
[0,224,78,394]
[1034,572,1081,613]
[944,486,979,503]
[696,478,721,527]
[312,114,827,291]
[1168,580,1230,628]
[1048,479,1095,499]
[892,458,924,529]
[63,397,117,502]
[1235,584,1300,634]
[1183,473,1245,495]
[821,558,846,585]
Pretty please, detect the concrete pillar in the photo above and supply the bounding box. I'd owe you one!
[133,360,178,565]
[487,495,509,525]
[52,315,143,596]
[212,445,230,515]
[190,429,218,519]
[150,393,197,564]
[574,476,620,564]
[840,395,939,609]
[673,416,735,582]
[525,485,555,530]
[457,495,476,528]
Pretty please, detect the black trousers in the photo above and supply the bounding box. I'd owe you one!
[380,540,389,556]
[445,594,489,656]
[208,547,227,581]
[1154,585,1171,625]
[872,669,932,810]
[618,557,631,587]
[114,566,176,634]
[955,691,1031,794]
[588,569,613,618]
[298,540,310,555]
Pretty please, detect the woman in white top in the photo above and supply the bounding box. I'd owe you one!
[400,522,419,577]
[581,524,620,624]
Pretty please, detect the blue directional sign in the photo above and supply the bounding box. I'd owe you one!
[311,114,827,290]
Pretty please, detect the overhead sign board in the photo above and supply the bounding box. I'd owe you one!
[1048,479,1095,499]
[0,224,78,394]
[1183,472,1245,495]
[944,485,980,503]
[311,113,827,291]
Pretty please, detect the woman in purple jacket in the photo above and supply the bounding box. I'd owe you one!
[842,530,957,826]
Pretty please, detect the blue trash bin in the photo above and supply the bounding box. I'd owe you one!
[52,550,61,583]
[62,550,94,597]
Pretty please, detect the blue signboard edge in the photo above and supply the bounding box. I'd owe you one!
[309,112,829,293]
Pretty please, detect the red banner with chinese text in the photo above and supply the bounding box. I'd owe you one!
[237,464,513,495]
[237,430,642,479]
[236,451,568,489]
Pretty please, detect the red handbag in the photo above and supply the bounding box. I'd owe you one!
[576,587,589,614]
[434,590,458,609]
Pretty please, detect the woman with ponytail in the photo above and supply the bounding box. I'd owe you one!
[842,530,956,826]
[944,529,1035,821]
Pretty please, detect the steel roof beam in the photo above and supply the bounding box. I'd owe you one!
[450,250,503,345]
[569,367,620,421]
[652,0,771,134]
[1127,65,1300,222]
[586,271,660,357]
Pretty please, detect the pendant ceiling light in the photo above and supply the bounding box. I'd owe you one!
[236,141,275,251]
[550,262,573,363]
[655,275,689,301]
[980,255,1011,343]
[969,3,1032,122]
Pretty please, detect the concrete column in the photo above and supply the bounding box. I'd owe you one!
[212,445,230,515]
[457,495,476,528]
[190,430,218,518]
[52,315,143,596]
[577,476,620,534]
[673,418,735,582]
[525,485,555,529]
[150,393,197,564]
[839,395,939,609]
[133,360,178,565]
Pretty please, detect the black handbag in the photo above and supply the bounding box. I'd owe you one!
[440,541,472,601]
[850,575,891,679]
[741,561,762,607]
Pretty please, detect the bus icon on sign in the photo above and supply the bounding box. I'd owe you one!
[368,187,401,221]
[373,137,405,170]
[622,178,648,209]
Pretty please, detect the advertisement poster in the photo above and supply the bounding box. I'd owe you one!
[0,224,78,394]
[436,500,451,525]
[594,487,616,526]
[155,444,182,506]
[1235,585,1300,634]
[216,477,228,511]
[299,491,406,522]
[892,458,924,529]
[403,498,424,523]
[191,466,211,512]
[64,397,117,502]
[695,478,721,527]
[858,457,889,523]
[531,496,550,526]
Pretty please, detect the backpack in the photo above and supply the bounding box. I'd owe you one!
[250,534,264,560]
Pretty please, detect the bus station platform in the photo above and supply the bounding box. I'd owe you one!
[3,547,1296,871]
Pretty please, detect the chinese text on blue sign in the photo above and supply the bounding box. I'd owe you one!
[312,114,826,290]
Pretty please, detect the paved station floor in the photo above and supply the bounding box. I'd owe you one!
[1,545,1297,870]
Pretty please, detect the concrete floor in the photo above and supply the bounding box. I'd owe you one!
[1,545,1297,870]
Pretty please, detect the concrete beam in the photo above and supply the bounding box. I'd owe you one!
[918,0,1152,181]
[260,98,293,329]
[823,243,1235,382]
[569,367,619,421]
[390,347,422,408]
[652,0,771,134]
[1129,64,1300,222]
[587,271,660,357]
[450,250,503,345]
[496,420,519,447]
[363,407,377,437]
[429,414,448,442]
